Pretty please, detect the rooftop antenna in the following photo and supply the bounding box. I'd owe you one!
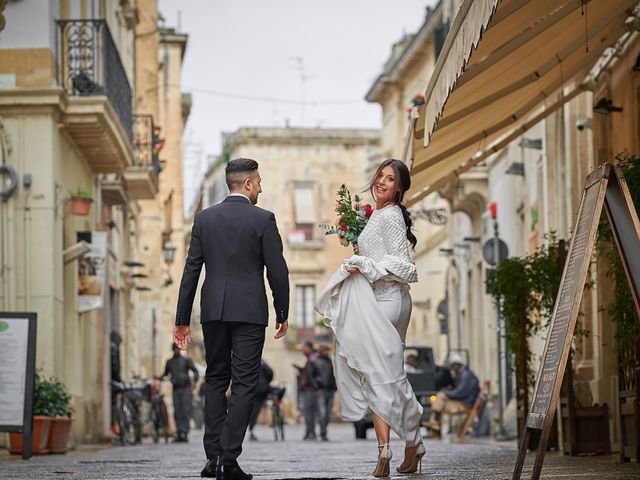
[288,56,315,127]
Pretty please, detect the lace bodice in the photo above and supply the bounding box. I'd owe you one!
[355,205,417,284]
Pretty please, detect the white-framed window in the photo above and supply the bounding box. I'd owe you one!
[290,185,316,242]
[295,284,316,328]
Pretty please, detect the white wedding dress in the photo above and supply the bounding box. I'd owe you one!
[314,205,423,446]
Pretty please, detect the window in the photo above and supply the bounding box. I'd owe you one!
[295,285,316,328]
[290,186,316,242]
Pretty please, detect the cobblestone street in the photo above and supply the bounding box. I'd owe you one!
[2,424,639,479]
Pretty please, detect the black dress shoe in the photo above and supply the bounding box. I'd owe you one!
[216,463,253,480]
[201,458,217,478]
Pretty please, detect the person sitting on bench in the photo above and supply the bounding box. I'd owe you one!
[426,353,480,437]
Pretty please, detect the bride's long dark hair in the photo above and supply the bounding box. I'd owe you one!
[367,159,417,250]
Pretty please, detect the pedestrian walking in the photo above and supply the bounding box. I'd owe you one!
[293,340,319,440]
[173,158,289,480]
[247,359,274,441]
[309,343,337,441]
[162,342,199,443]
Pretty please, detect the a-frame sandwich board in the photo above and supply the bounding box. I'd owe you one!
[512,163,640,480]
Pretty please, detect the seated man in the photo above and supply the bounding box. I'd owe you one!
[426,353,480,437]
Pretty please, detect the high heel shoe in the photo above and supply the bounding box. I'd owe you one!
[396,441,426,474]
[373,443,392,478]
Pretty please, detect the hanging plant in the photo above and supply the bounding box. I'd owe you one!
[68,187,93,216]
[411,93,425,107]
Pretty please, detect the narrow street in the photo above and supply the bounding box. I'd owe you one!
[2,424,639,479]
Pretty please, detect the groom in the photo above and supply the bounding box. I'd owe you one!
[173,158,290,480]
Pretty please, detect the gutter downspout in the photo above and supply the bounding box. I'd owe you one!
[0,119,15,310]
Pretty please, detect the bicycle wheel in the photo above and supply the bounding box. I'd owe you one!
[120,397,139,445]
[272,405,284,441]
[159,399,170,444]
[149,407,159,444]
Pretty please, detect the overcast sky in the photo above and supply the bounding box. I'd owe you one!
[157,0,436,210]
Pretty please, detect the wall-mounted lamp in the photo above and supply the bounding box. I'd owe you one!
[163,241,177,264]
[518,138,543,150]
[593,98,623,114]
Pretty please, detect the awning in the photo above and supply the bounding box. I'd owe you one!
[407,0,638,205]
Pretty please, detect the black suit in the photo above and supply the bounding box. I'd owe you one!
[175,195,289,464]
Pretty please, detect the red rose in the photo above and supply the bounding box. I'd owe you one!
[364,204,373,218]
[340,225,348,231]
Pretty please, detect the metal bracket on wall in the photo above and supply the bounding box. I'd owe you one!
[0,164,17,201]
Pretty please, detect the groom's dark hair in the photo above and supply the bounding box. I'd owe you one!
[226,158,259,190]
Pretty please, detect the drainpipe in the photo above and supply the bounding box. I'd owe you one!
[0,122,16,311]
[24,183,32,310]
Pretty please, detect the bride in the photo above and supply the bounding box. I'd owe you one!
[315,159,425,477]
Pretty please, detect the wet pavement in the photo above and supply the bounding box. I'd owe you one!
[1,423,639,479]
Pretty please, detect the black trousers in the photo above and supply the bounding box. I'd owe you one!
[202,321,265,464]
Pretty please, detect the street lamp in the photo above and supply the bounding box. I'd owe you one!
[163,241,176,264]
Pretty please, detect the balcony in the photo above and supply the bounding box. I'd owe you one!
[56,19,134,173]
[124,114,160,200]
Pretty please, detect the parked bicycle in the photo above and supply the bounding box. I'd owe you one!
[112,378,170,445]
[268,383,286,441]
[148,379,170,444]
[111,380,142,445]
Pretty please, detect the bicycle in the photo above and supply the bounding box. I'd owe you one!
[112,380,142,445]
[268,384,286,441]
[148,379,170,444]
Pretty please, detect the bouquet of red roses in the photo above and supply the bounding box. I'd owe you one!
[322,184,373,248]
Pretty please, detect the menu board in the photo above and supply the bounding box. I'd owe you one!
[0,313,36,430]
[526,174,604,430]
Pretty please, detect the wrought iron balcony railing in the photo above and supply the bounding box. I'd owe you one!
[56,19,133,140]
[132,114,161,176]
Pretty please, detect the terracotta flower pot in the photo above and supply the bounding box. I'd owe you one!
[47,416,72,454]
[70,196,92,216]
[8,416,52,455]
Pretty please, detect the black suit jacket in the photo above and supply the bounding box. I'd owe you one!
[175,196,289,326]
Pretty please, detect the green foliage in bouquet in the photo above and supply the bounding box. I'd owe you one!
[321,184,373,248]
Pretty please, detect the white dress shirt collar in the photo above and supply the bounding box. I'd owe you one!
[227,193,250,202]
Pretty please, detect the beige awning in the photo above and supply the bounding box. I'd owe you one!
[408,0,638,205]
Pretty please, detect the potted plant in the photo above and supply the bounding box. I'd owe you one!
[9,373,54,455]
[46,378,74,454]
[68,187,93,216]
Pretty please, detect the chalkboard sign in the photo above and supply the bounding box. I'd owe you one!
[513,163,640,479]
[0,312,37,460]
[526,172,604,430]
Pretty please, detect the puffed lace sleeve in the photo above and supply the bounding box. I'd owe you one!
[378,208,417,283]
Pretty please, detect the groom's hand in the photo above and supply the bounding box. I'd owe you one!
[274,320,288,339]
[173,325,191,350]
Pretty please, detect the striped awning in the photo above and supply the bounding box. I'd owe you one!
[407,0,638,205]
